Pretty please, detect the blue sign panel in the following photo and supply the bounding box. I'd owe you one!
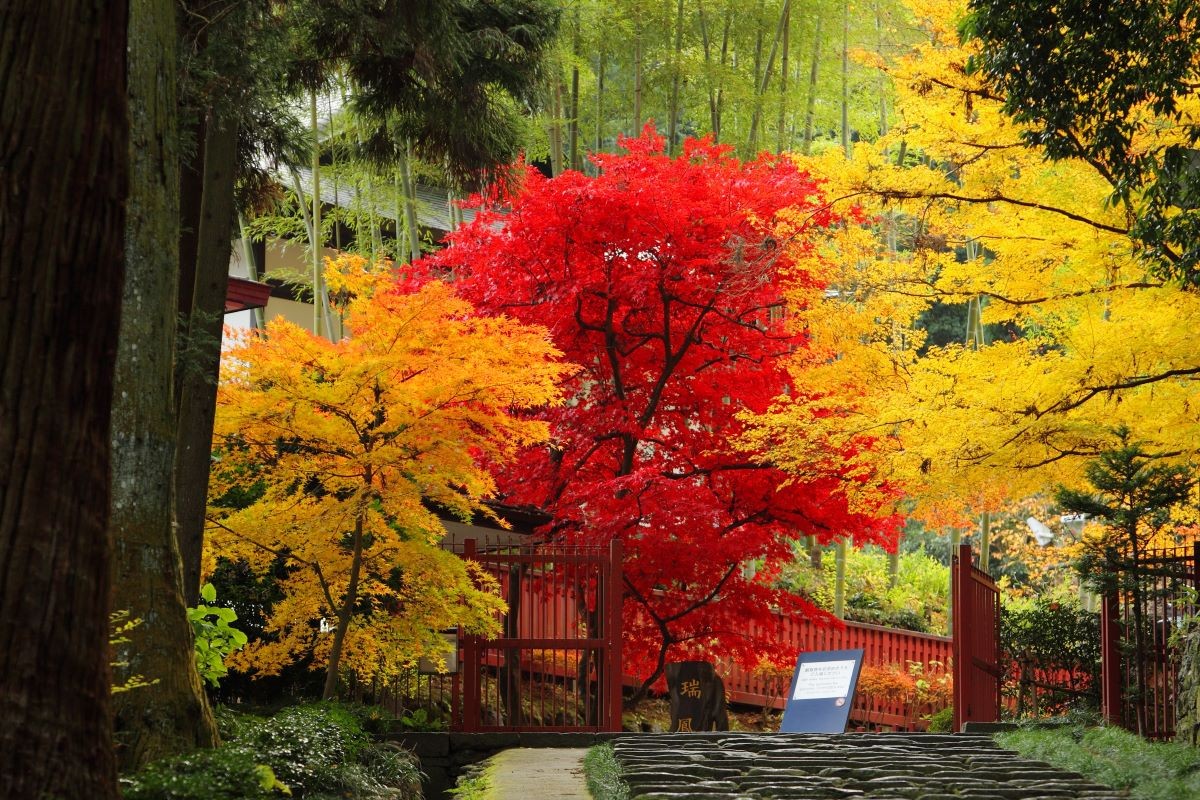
[779,648,864,733]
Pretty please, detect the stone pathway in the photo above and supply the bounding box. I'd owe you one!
[608,733,1125,800]
[489,747,591,800]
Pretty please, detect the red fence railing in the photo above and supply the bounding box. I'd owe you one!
[364,535,955,732]
[458,538,624,732]
[711,615,952,729]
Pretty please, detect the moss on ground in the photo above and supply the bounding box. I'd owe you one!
[996,725,1200,800]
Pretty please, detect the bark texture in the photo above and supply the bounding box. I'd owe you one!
[175,113,237,605]
[110,0,218,770]
[0,1,128,797]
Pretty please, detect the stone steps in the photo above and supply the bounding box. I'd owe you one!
[607,733,1125,800]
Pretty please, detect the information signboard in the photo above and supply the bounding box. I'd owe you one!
[779,648,864,733]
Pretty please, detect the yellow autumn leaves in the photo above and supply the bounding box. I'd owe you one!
[754,0,1200,527]
[206,256,571,681]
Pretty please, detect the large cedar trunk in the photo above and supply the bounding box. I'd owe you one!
[175,112,237,605]
[110,0,219,770]
[0,1,128,797]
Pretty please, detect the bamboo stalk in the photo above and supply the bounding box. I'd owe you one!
[802,16,822,154]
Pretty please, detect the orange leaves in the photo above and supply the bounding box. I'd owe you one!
[207,255,570,680]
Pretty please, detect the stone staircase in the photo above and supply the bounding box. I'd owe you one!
[609,733,1124,800]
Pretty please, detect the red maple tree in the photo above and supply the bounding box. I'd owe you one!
[417,129,900,700]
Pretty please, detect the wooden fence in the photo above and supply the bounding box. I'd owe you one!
[714,614,952,729]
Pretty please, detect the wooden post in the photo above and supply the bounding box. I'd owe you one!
[461,538,481,731]
[607,538,625,732]
[1101,590,1122,726]
[951,543,970,732]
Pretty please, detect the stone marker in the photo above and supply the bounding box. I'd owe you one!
[666,661,729,732]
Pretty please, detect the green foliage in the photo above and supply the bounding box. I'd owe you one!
[291,0,561,189]
[924,706,954,733]
[399,707,446,732]
[239,704,368,791]
[1002,598,1100,673]
[995,725,1200,800]
[1058,429,1195,583]
[120,746,287,800]
[967,0,1200,284]
[583,744,630,800]
[779,544,948,632]
[190,582,250,687]
[1001,598,1100,717]
[123,703,421,800]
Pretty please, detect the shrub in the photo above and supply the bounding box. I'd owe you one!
[120,747,284,800]
[240,704,368,792]
[1001,598,1100,717]
[123,703,421,800]
[584,744,630,800]
[925,706,953,732]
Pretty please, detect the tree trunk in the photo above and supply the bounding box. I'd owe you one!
[841,0,851,157]
[697,1,731,143]
[776,0,791,153]
[750,1,766,153]
[0,1,126,796]
[569,8,581,169]
[978,512,991,572]
[322,513,366,700]
[595,49,606,160]
[633,23,643,133]
[833,538,847,618]
[747,0,790,154]
[500,564,525,724]
[801,17,821,154]
[397,140,421,263]
[947,527,961,636]
[715,7,731,142]
[666,0,685,156]
[876,0,888,137]
[175,111,238,606]
[549,77,564,175]
[110,0,218,771]
[310,90,325,336]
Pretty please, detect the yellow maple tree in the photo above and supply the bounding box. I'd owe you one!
[206,255,572,696]
[750,0,1200,528]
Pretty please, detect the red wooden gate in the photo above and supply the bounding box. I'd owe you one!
[458,538,624,732]
[1101,543,1200,740]
[952,543,1001,731]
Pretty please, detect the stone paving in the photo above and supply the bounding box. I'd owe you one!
[608,733,1125,800]
[489,747,591,800]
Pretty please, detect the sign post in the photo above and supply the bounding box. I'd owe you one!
[779,649,864,733]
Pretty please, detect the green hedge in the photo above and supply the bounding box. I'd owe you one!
[121,703,421,800]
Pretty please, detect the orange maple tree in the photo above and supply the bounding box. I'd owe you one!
[206,256,572,696]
